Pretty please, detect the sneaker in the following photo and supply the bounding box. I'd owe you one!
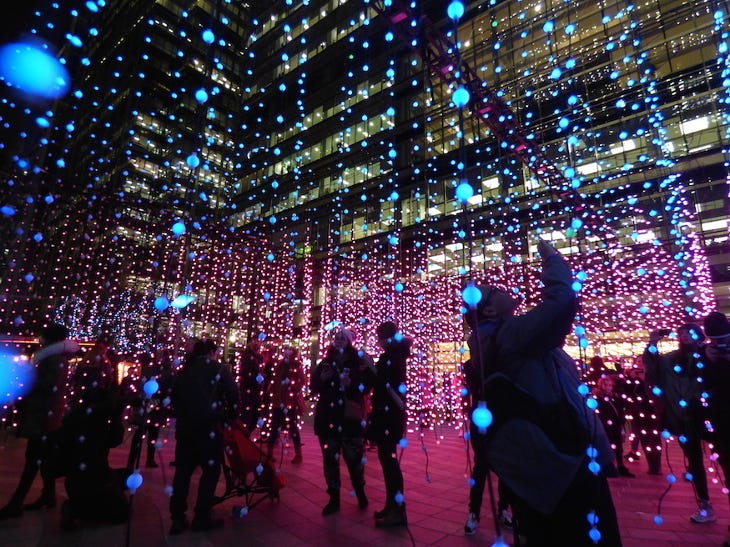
[498,509,513,529]
[464,512,479,536]
[690,502,717,524]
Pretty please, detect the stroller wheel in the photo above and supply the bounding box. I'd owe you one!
[232,505,249,518]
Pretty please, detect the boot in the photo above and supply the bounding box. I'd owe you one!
[374,499,395,519]
[23,494,56,510]
[290,445,302,465]
[646,451,662,475]
[0,502,22,521]
[354,485,368,510]
[375,502,407,527]
[322,489,340,516]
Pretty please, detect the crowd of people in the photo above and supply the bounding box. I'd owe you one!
[0,239,729,546]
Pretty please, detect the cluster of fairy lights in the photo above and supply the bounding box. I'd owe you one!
[0,0,726,537]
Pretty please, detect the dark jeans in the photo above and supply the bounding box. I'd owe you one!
[377,439,404,503]
[268,407,301,448]
[9,435,57,506]
[169,429,223,521]
[469,428,509,516]
[681,436,709,501]
[508,463,622,547]
[318,435,365,493]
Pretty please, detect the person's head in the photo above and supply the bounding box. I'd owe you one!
[247,338,262,353]
[470,285,518,323]
[597,374,618,394]
[39,323,68,346]
[376,321,398,346]
[627,366,645,380]
[192,338,218,360]
[333,328,355,351]
[677,323,705,348]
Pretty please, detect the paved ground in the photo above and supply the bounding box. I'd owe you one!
[0,419,728,547]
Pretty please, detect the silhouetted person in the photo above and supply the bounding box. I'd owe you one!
[169,339,239,535]
[366,321,410,527]
[239,338,265,437]
[61,334,129,530]
[265,345,305,464]
[643,323,714,523]
[0,324,79,520]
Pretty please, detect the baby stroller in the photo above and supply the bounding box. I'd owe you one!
[214,419,285,517]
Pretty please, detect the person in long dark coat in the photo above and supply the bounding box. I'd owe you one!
[366,321,410,527]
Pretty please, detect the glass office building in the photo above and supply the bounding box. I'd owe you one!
[1,0,728,367]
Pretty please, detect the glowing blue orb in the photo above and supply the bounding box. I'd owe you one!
[653,515,663,525]
[666,474,677,483]
[0,42,71,100]
[447,1,465,20]
[588,460,601,474]
[452,86,470,108]
[471,402,492,431]
[256,374,265,384]
[143,378,159,397]
[586,511,598,525]
[586,397,598,410]
[171,221,186,235]
[126,470,143,492]
[195,88,209,103]
[586,445,598,458]
[462,284,482,308]
[398,438,408,448]
[186,154,200,168]
[153,296,169,312]
[202,29,215,44]
[588,528,601,542]
[394,492,404,504]
[394,281,404,292]
[456,181,474,202]
[0,351,34,405]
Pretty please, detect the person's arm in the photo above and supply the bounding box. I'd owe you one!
[32,339,81,365]
[503,240,576,349]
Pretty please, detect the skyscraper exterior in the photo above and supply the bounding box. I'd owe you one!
[0,0,727,365]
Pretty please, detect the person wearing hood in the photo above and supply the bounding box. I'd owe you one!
[463,239,620,546]
[365,321,410,528]
[643,322,714,524]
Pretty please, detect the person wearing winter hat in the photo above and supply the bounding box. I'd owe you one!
[310,328,374,516]
[644,322,714,524]
[702,312,730,547]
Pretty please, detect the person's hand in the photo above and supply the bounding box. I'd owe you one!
[320,364,336,382]
[537,239,559,259]
[648,330,665,345]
